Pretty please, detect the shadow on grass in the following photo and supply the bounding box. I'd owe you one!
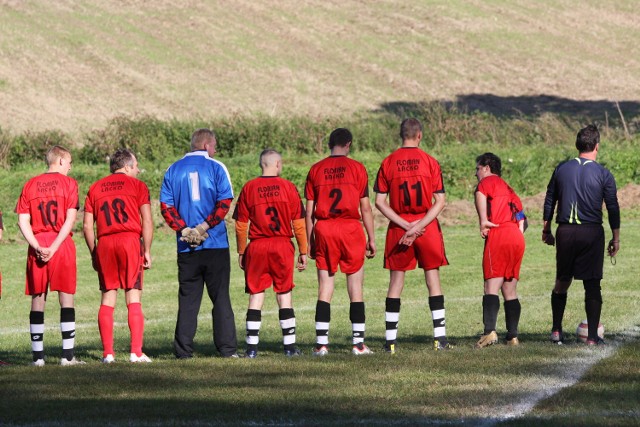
[378,94,640,121]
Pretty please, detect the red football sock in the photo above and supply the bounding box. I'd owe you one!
[98,305,115,357]
[127,303,144,357]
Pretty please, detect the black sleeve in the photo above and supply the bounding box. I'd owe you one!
[542,168,558,222]
[603,170,620,230]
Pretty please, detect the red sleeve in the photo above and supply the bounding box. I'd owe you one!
[161,202,187,231]
[373,162,389,193]
[137,180,151,207]
[430,157,445,193]
[232,188,249,223]
[358,163,370,199]
[205,198,232,228]
[289,181,305,220]
[304,170,315,201]
[66,178,80,210]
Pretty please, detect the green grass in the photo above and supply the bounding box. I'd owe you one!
[1,217,638,425]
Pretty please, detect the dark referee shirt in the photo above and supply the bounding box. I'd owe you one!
[543,157,620,230]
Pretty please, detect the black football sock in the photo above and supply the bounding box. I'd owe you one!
[482,294,500,334]
[504,298,521,340]
[551,292,568,332]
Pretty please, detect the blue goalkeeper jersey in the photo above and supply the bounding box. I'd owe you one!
[160,151,234,252]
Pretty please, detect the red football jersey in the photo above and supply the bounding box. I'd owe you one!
[476,175,523,225]
[233,176,304,240]
[374,147,444,215]
[15,172,79,234]
[84,173,150,238]
[305,155,369,220]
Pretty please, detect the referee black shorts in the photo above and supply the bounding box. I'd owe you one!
[556,223,605,281]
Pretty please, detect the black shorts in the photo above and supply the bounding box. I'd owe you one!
[555,223,604,281]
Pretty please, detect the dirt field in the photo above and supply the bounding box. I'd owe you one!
[1,1,639,134]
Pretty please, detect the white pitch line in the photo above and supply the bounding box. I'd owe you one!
[477,324,640,426]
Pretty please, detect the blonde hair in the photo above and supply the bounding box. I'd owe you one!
[45,145,71,166]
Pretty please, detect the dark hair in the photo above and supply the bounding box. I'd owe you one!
[575,124,599,153]
[400,118,422,140]
[328,128,352,149]
[475,152,502,176]
[110,148,135,173]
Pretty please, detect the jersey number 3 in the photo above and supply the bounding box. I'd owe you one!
[266,207,281,232]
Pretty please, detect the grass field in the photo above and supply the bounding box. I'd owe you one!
[1,215,638,425]
[1,1,639,425]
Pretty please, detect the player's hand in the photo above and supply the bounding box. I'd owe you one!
[91,249,99,271]
[39,247,55,263]
[190,231,209,248]
[238,254,244,270]
[180,227,208,248]
[542,230,555,246]
[479,220,498,239]
[408,220,425,237]
[179,227,196,242]
[366,240,376,258]
[296,254,307,271]
[398,232,417,247]
[143,251,152,270]
[607,239,619,257]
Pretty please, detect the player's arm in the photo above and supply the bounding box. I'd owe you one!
[17,213,42,253]
[542,169,558,245]
[160,202,187,232]
[194,198,233,238]
[40,208,77,263]
[360,196,376,258]
[304,199,315,258]
[292,217,308,271]
[235,220,249,270]
[474,191,498,239]
[82,211,99,271]
[375,192,411,230]
[82,211,96,254]
[141,203,153,269]
[0,211,4,240]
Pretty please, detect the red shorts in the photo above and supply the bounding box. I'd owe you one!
[26,233,77,295]
[483,224,525,280]
[96,233,144,291]
[384,219,448,271]
[243,237,295,294]
[312,219,366,275]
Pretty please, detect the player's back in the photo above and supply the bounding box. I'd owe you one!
[374,147,444,215]
[234,176,303,240]
[305,155,368,220]
[160,151,233,226]
[86,173,149,237]
[477,175,522,225]
[16,172,79,234]
[550,158,616,225]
